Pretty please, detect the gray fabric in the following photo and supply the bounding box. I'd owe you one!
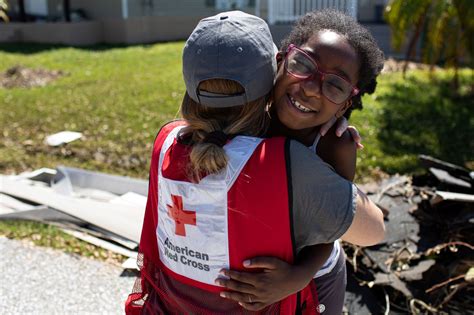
[313,248,347,315]
[196,90,247,108]
[183,11,277,107]
[289,140,356,252]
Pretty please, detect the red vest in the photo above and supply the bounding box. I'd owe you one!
[126,121,319,314]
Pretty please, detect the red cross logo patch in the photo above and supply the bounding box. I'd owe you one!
[166,194,196,236]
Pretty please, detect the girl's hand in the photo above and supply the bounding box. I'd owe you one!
[215,257,310,311]
[320,116,363,149]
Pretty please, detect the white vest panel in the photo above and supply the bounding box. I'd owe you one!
[157,126,263,285]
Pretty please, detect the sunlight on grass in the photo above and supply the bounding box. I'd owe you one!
[1,43,473,181]
[351,69,473,179]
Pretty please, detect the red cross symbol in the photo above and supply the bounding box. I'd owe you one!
[166,194,196,236]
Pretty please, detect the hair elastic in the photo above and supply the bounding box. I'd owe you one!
[203,130,228,147]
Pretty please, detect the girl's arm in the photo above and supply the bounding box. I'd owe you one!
[317,124,357,181]
[318,124,385,246]
[342,188,385,246]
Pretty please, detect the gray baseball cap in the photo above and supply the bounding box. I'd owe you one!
[183,11,277,108]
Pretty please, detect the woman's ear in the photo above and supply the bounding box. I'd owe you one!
[276,52,283,65]
[335,99,352,118]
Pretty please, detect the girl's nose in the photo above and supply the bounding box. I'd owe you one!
[301,74,322,98]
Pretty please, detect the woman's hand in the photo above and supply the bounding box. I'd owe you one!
[216,257,310,311]
[320,116,363,149]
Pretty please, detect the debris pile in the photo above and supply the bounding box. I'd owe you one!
[344,155,474,314]
[0,166,147,269]
[0,65,65,89]
[1,155,472,310]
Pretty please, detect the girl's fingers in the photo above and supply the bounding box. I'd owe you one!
[319,116,337,136]
[219,269,259,285]
[238,302,268,311]
[219,291,259,304]
[347,125,361,143]
[215,278,256,294]
[242,257,284,269]
[335,117,349,137]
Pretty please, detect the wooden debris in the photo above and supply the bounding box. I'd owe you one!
[429,168,471,189]
[61,229,138,259]
[419,155,472,183]
[431,191,474,205]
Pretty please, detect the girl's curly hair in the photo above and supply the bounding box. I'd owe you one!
[280,9,385,118]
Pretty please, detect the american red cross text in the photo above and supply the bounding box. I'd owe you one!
[166,194,196,236]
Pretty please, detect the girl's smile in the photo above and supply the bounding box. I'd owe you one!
[287,94,319,113]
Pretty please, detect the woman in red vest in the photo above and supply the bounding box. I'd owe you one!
[126,10,384,315]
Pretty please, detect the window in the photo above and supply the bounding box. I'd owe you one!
[205,0,254,10]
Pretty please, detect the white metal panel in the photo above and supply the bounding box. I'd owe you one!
[216,0,249,10]
[25,0,48,15]
[266,0,358,25]
[1,176,145,243]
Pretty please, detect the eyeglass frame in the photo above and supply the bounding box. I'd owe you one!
[283,44,360,104]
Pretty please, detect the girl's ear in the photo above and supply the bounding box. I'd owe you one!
[335,99,352,118]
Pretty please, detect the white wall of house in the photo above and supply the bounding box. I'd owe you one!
[262,0,358,25]
[2,0,392,50]
[125,0,255,18]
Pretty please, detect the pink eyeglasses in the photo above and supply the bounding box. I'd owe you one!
[284,44,359,104]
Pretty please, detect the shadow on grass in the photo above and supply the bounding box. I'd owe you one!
[0,42,164,54]
[377,74,473,169]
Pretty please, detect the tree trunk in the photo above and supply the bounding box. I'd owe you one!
[452,46,460,92]
[63,0,71,22]
[403,7,429,76]
[18,0,26,22]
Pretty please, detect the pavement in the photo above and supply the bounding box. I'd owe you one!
[0,237,136,314]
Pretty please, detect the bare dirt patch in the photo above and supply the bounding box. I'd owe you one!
[382,58,441,73]
[0,65,66,88]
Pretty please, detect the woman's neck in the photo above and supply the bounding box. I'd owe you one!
[269,115,321,147]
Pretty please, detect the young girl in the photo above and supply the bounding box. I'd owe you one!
[126,10,383,315]
[217,9,385,314]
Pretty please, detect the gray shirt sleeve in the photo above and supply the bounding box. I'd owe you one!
[289,140,356,253]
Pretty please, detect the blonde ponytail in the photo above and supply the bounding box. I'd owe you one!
[180,79,269,180]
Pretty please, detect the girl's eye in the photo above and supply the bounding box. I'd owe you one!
[326,82,344,92]
[289,54,314,74]
[325,77,346,92]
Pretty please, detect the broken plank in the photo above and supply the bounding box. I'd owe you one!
[0,207,88,226]
[86,225,139,250]
[0,193,40,211]
[54,166,148,196]
[419,155,472,181]
[431,191,474,205]
[429,168,471,189]
[62,229,138,259]
[122,257,139,270]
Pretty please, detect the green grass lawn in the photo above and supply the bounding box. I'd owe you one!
[1,43,473,181]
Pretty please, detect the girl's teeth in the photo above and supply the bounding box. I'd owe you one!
[290,96,313,112]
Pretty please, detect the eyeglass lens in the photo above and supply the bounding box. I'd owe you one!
[286,49,353,104]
